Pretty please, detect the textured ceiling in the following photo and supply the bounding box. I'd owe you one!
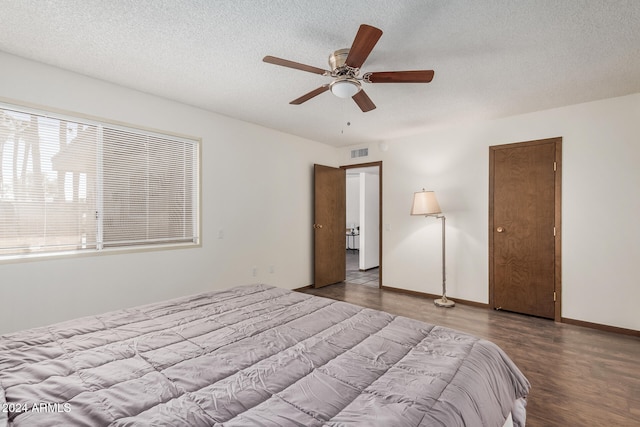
[1,1,639,147]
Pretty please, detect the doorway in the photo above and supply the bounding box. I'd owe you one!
[489,138,561,320]
[342,162,381,288]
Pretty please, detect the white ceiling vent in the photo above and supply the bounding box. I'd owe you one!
[350,147,369,159]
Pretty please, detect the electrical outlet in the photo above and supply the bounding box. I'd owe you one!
[269,265,275,274]
[252,266,258,277]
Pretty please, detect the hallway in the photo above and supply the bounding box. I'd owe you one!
[345,251,379,287]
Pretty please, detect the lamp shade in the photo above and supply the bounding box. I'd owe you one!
[410,190,442,215]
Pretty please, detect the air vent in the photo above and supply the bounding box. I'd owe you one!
[350,148,369,159]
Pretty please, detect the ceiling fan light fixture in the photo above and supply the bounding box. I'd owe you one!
[330,79,361,98]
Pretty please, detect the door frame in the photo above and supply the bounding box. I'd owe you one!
[489,138,562,321]
[341,161,382,288]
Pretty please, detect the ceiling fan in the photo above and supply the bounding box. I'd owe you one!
[263,24,434,112]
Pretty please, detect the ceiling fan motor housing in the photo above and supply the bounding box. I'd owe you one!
[328,48,362,97]
[329,48,354,75]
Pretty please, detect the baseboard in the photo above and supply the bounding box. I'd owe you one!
[380,285,489,309]
[297,284,638,337]
[561,317,640,337]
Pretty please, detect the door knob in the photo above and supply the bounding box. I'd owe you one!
[313,224,323,229]
[496,226,504,233]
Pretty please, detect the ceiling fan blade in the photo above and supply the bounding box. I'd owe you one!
[345,24,383,69]
[290,85,330,105]
[263,55,329,76]
[352,90,376,112]
[365,70,435,83]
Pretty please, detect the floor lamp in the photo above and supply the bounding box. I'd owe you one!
[411,189,455,308]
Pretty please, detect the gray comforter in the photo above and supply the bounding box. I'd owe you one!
[0,284,530,426]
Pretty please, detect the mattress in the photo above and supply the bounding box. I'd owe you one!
[0,284,530,426]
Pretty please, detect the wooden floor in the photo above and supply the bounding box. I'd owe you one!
[298,283,640,427]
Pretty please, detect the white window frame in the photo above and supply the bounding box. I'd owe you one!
[0,100,201,262]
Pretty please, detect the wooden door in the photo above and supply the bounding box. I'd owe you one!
[314,164,346,287]
[489,138,561,320]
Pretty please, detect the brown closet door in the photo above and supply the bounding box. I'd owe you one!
[490,138,561,319]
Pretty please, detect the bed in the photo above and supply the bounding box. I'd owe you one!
[0,284,530,426]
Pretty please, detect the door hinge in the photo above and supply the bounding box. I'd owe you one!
[553,226,556,236]
[553,291,557,302]
[553,161,557,171]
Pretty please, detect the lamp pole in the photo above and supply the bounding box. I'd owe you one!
[433,214,454,307]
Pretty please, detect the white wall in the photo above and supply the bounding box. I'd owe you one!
[360,173,379,270]
[340,93,640,331]
[346,174,360,249]
[0,52,337,334]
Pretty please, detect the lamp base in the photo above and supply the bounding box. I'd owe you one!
[434,297,455,308]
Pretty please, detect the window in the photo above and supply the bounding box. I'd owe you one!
[0,102,199,258]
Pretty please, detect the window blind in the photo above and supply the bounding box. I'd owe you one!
[0,103,199,258]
